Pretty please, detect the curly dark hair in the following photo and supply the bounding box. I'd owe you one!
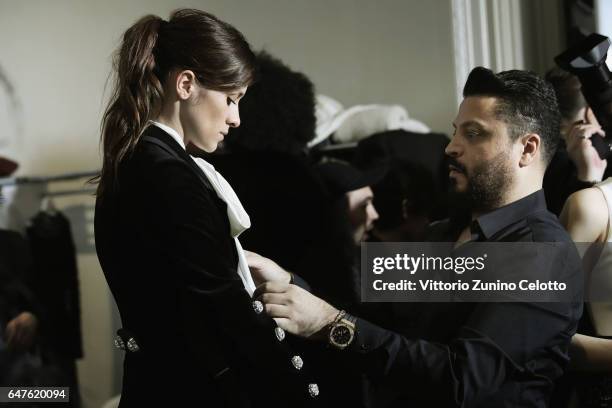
[225,51,316,154]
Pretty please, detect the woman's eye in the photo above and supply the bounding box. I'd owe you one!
[227,97,237,106]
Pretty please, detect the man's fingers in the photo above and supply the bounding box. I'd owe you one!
[245,250,263,266]
[264,303,290,318]
[585,107,600,126]
[253,281,290,298]
[571,125,595,137]
[272,318,296,334]
[260,292,288,306]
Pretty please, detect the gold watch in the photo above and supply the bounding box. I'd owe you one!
[328,310,356,350]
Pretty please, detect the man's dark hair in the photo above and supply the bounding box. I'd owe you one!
[545,67,587,122]
[463,67,561,165]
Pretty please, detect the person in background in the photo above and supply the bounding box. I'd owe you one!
[544,67,608,215]
[249,67,583,407]
[314,160,381,245]
[556,182,612,407]
[247,159,383,408]
[368,162,438,242]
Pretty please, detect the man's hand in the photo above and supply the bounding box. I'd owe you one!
[254,281,338,339]
[4,312,38,352]
[566,110,608,182]
[245,250,291,287]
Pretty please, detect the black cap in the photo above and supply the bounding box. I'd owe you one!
[315,159,386,198]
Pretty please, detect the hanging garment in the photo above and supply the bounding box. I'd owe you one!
[0,228,39,387]
[26,211,82,359]
[0,229,36,326]
[26,211,82,407]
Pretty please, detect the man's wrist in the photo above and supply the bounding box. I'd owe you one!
[311,306,339,341]
[324,306,340,328]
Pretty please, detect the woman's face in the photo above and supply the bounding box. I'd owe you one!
[181,86,247,152]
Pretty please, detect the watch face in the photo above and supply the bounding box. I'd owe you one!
[332,325,352,344]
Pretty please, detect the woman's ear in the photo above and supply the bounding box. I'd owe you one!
[175,70,197,100]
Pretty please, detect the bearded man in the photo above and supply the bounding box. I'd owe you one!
[249,67,583,407]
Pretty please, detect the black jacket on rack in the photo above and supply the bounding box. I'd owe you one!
[26,211,83,360]
[95,126,322,408]
[0,229,38,388]
[0,229,37,331]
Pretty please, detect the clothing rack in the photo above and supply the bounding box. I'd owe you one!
[313,142,358,151]
[42,188,97,198]
[0,170,98,187]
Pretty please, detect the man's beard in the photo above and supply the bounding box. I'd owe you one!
[447,152,513,221]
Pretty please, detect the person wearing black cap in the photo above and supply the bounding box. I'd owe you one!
[248,159,383,408]
[249,67,583,407]
[543,68,609,216]
[314,159,383,244]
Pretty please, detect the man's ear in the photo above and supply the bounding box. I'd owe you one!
[519,133,540,167]
[175,70,197,100]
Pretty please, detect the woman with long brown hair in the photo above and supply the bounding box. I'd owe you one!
[94,9,320,407]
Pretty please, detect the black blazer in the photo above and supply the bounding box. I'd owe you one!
[95,126,321,407]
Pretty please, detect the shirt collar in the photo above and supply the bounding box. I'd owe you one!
[149,121,186,151]
[474,189,547,240]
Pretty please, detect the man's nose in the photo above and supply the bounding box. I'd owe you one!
[445,136,460,157]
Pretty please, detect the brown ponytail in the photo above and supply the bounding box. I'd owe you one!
[96,9,256,197]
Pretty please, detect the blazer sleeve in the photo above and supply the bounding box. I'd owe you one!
[146,156,318,405]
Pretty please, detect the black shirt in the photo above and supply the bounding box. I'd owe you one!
[343,190,583,407]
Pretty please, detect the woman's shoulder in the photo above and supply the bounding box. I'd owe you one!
[124,128,191,174]
[561,186,609,243]
[116,134,208,202]
[133,126,183,160]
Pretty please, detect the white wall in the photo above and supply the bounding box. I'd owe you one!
[0,1,457,407]
[450,0,565,106]
[0,0,458,177]
[596,0,612,67]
